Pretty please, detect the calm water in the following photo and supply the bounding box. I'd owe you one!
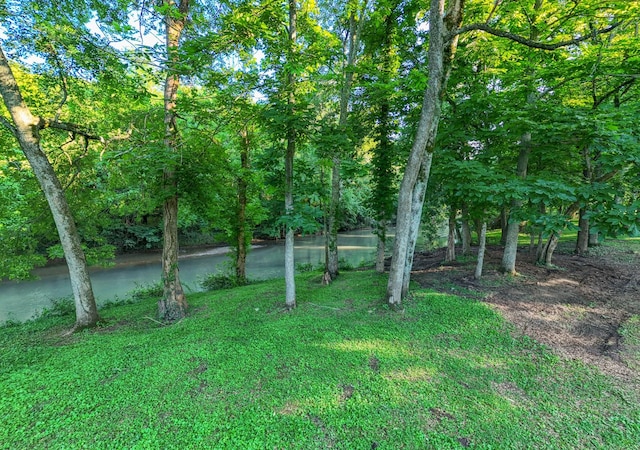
[0,230,385,323]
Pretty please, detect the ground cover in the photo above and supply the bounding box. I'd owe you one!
[1,249,639,449]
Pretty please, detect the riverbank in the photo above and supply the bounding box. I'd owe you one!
[1,269,638,448]
[0,230,382,324]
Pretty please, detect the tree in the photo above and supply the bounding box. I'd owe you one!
[323,0,368,283]
[158,0,191,321]
[386,0,463,305]
[0,47,99,331]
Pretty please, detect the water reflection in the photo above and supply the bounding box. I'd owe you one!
[0,229,388,323]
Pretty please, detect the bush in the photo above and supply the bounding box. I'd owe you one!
[129,281,164,300]
[39,297,75,318]
[200,273,249,291]
[295,262,317,273]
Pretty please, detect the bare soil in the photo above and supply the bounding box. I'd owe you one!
[410,242,640,386]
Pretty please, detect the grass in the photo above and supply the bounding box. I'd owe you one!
[621,316,640,373]
[1,270,639,449]
[484,229,579,247]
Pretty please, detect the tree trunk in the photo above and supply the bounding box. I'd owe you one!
[401,154,433,298]
[529,231,536,256]
[538,202,580,266]
[236,127,251,280]
[375,219,387,273]
[284,0,297,309]
[576,207,589,256]
[461,204,472,255]
[160,193,186,321]
[158,0,190,321]
[0,45,99,331]
[501,130,531,275]
[387,0,463,306]
[537,232,560,266]
[501,1,543,275]
[326,155,340,280]
[501,216,521,274]
[474,221,487,279]
[499,207,508,245]
[445,207,456,263]
[325,8,363,283]
[536,232,544,261]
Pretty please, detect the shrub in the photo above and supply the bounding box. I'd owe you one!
[200,273,249,291]
[39,297,75,318]
[129,281,164,300]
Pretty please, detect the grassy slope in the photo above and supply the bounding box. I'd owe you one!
[1,270,638,449]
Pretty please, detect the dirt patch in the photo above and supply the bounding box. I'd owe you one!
[410,243,640,387]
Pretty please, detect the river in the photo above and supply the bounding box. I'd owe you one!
[0,229,386,324]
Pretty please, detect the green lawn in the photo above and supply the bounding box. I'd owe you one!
[1,270,638,449]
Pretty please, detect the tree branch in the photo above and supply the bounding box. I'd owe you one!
[39,118,104,142]
[452,21,622,50]
[39,118,135,149]
[604,73,640,79]
[594,78,635,108]
[485,0,502,24]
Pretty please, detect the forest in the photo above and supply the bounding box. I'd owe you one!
[2,1,640,448]
[1,0,639,332]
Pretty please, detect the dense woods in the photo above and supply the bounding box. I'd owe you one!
[1,0,639,328]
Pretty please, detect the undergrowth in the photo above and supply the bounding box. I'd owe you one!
[1,270,638,449]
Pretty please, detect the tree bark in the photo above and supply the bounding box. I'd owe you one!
[501,130,531,275]
[538,233,560,266]
[499,207,508,245]
[461,204,472,255]
[386,0,463,306]
[158,0,189,321]
[401,153,433,298]
[474,221,487,279]
[444,207,457,263]
[576,207,589,255]
[236,127,251,280]
[284,0,297,309]
[375,219,387,273]
[0,45,99,331]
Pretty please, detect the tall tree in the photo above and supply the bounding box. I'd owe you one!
[386,0,464,305]
[500,0,543,275]
[324,0,368,283]
[158,0,190,321]
[284,0,298,309]
[0,47,99,331]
